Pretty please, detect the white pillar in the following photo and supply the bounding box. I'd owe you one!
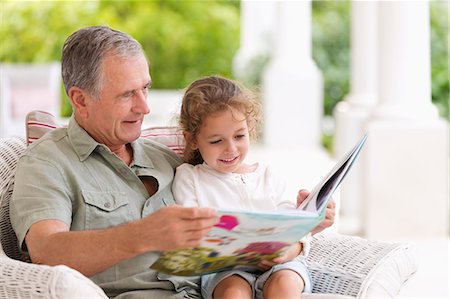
[0,63,61,137]
[262,0,323,147]
[232,1,276,82]
[364,1,449,239]
[334,1,378,234]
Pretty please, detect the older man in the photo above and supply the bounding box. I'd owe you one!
[10,26,334,298]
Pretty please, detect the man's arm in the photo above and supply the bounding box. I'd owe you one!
[296,189,336,235]
[25,205,218,277]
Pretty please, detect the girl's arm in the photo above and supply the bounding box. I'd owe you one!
[172,163,200,207]
[257,241,305,271]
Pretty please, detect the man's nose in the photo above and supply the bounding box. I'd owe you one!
[133,90,150,115]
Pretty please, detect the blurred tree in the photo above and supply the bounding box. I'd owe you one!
[0,0,240,116]
[430,1,449,119]
[0,1,447,119]
[312,1,350,117]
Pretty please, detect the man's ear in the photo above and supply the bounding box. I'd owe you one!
[183,132,198,150]
[68,87,89,118]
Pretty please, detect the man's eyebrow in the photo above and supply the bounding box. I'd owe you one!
[119,81,152,97]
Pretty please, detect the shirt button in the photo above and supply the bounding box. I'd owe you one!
[104,202,111,208]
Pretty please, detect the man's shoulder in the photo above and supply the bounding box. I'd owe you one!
[25,127,69,158]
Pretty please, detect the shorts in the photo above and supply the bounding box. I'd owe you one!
[200,258,312,299]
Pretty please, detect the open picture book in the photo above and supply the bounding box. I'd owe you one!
[151,133,368,276]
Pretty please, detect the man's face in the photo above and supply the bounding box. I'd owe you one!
[80,54,151,150]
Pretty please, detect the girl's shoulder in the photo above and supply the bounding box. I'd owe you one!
[176,162,195,172]
[176,162,208,174]
[252,163,282,181]
[251,162,272,174]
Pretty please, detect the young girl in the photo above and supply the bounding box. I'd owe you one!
[172,75,311,299]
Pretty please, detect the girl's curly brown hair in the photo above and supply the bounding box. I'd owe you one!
[179,75,262,165]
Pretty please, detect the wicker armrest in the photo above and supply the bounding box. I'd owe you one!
[0,254,108,299]
[307,232,417,299]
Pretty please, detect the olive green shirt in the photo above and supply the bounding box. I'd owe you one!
[10,117,200,298]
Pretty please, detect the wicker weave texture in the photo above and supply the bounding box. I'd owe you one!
[0,137,26,192]
[0,137,30,261]
[307,232,411,297]
[0,256,108,299]
[0,255,54,298]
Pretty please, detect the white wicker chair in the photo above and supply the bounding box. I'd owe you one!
[0,136,417,299]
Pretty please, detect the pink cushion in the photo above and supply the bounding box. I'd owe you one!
[26,110,60,145]
[141,127,184,156]
[25,110,185,156]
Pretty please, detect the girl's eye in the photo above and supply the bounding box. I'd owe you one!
[236,134,246,139]
[209,140,221,145]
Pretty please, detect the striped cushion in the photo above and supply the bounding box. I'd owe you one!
[26,110,59,145]
[140,127,184,156]
[25,110,185,156]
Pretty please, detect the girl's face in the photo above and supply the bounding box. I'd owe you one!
[194,108,250,173]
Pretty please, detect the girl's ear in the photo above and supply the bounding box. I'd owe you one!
[183,131,198,150]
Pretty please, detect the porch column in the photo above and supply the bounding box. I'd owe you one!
[364,1,448,239]
[334,1,377,234]
[261,0,323,147]
[232,1,276,82]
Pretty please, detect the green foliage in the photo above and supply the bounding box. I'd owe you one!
[1,1,448,119]
[105,0,240,89]
[1,0,240,116]
[430,1,449,119]
[312,1,351,116]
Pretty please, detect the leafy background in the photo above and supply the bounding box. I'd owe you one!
[1,0,448,122]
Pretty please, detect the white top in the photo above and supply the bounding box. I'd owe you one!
[172,162,296,211]
[172,162,310,255]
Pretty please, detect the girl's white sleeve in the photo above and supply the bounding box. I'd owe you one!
[267,165,296,210]
[172,163,200,207]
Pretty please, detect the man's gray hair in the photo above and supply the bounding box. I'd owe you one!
[62,26,145,98]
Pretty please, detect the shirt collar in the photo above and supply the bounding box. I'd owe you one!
[130,139,155,169]
[67,117,155,169]
[67,116,100,162]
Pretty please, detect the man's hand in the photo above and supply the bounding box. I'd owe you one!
[24,205,218,277]
[297,189,336,235]
[138,205,219,252]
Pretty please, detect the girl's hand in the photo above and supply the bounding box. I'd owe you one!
[257,242,302,271]
[297,189,336,235]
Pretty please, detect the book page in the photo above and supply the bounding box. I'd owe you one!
[298,133,368,213]
[150,209,321,276]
